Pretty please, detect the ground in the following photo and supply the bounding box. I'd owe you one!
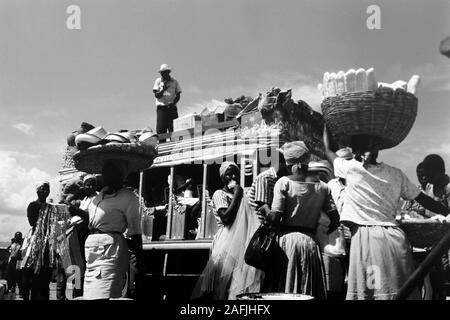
[0,279,74,300]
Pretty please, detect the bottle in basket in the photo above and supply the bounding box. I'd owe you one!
[336,71,346,95]
[366,68,377,91]
[355,68,368,91]
[344,69,356,92]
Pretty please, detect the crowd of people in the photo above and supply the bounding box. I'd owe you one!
[4,64,449,301]
[192,129,450,300]
[4,160,143,301]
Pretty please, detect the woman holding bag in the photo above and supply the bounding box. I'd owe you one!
[265,141,339,300]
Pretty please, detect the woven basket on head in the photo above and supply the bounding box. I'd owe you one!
[73,143,158,174]
[399,219,450,248]
[321,88,418,150]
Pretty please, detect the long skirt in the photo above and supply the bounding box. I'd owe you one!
[83,233,129,300]
[275,231,328,300]
[346,225,420,300]
[191,195,264,300]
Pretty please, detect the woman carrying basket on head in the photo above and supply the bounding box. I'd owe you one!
[322,129,450,300]
[68,159,143,300]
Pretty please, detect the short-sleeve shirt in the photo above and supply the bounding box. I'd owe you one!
[153,77,182,106]
[212,189,233,227]
[333,158,421,226]
[88,188,141,236]
[327,178,346,214]
[247,167,278,210]
[271,176,332,230]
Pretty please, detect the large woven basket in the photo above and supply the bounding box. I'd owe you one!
[399,219,450,248]
[73,143,157,174]
[321,88,418,150]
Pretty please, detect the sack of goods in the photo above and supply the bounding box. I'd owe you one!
[256,87,326,159]
[319,67,420,151]
[71,125,158,174]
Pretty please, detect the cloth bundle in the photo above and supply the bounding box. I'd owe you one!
[26,204,71,274]
[255,88,325,159]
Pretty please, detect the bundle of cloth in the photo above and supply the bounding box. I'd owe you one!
[223,95,254,121]
[257,87,325,159]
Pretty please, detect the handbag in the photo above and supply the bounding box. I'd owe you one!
[244,224,277,271]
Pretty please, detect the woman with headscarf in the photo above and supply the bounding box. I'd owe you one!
[265,141,339,300]
[68,160,142,300]
[323,129,450,300]
[67,174,98,298]
[22,181,52,301]
[192,161,263,300]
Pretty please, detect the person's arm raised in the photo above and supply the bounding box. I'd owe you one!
[216,186,243,226]
[323,126,337,165]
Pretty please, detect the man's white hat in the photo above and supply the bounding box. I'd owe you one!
[159,64,171,72]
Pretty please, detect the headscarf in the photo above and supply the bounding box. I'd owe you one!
[35,181,50,191]
[219,161,239,179]
[278,141,311,165]
[83,174,97,184]
[336,147,353,160]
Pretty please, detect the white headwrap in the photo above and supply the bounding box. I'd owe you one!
[219,161,239,179]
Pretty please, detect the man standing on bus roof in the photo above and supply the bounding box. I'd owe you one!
[153,64,182,135]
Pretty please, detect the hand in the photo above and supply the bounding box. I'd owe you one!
[256,207,267,225]
[129,253,142,275]
[227,180,237,190]
[234,185,243,198]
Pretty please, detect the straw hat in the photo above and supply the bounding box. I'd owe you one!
[73,143,158,174]
[159,64,171,73]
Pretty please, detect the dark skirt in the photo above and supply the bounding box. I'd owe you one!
[274,230,328,300]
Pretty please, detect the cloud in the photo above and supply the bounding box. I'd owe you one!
[11,122,33,135]
[410,63,450,92]
[181,71,323,116]
[0,150,59,217]
[424,143,450,158]
[0,214,30,242]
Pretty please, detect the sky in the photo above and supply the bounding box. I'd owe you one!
[0,0,449,241]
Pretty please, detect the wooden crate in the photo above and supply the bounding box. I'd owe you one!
[201,113,224,127]
[173,114,202,132]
